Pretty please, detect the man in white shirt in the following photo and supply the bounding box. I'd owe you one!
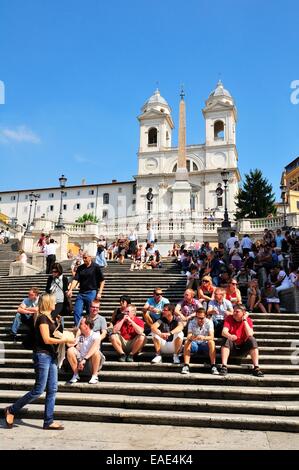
[274,267,292,293]
[44,238,58,274]
[225,232,239,251]
[67,317,101,384]
[146,224,155,247]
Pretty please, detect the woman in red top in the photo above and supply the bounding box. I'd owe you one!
[197,276,216,303]
[225,279,242,306]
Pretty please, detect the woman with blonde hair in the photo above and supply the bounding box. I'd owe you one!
[197,276,216,303]
[4,294,73,430]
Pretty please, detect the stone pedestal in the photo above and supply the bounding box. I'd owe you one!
[21,234,34,254]
[217,227,234,246]
[9,261,40,276]
[80,236,98,257]
[50,231,69,261]
[31,253,46,272]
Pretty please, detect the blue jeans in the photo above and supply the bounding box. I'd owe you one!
[212,318,224,337]
[73,290,97,326]
[9,352,58,427]
[11,312,32,335]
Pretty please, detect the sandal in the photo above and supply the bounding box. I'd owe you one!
[4,407,14,428]
[43,421,64,430]
[252,367,264,377]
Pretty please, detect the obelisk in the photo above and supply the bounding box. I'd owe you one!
[171,88,192,212]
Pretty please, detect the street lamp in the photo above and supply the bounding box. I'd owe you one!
[280,183,288,230]
[55,174,67,230]
[25,192,35,234]
[220,170,231,227]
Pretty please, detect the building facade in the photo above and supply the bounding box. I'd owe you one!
[0,81,240,229]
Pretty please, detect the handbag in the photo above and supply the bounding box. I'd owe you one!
[51,276,73,315]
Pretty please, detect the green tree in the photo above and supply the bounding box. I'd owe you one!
[235,169,276,219]
[76,213,99,223]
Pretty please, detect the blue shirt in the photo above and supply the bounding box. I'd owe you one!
[22,297,39,308]
[145,296,170,313]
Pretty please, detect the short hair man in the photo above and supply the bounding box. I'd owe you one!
[219,304,263,377]
[110,305,146,362]
[9,288,40,340]
[67,317,102,384]
[181,308,218,375]
[151,304,184,364]
[175,289,203,324]
[207,288,233,336]
[143,288,170,328]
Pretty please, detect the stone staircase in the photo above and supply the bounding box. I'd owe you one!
[0,239,19,277]
[0,257,299,432]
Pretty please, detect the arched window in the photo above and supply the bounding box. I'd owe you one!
[148,127,157,146]
[214,120,224,140]
[193,162,198,171]
[103,193,109,204]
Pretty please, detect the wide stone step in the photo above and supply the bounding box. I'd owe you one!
[1,389,299,417]
[0,402,298,432]
[0,375,299,400]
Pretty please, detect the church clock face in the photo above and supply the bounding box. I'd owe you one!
[145,158,158,172]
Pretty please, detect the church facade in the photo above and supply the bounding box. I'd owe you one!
[0,81,240,233]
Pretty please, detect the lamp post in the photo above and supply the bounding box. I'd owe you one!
[25,192,35,234]
[280,183,288,230]
[55,174,67,230]
[220,170,231,227]
[32,193,40,223]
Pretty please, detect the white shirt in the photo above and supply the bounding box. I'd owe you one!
[128,232,137,241]
[76,331,100,360]
[147,230,155,242]
[44,243,57,256]
[278,270,292,289]
[226,236,239,251]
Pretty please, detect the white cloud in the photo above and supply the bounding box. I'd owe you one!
[0,125,41,144]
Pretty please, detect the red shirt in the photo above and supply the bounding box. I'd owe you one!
[120,316,144,340]
[223,315,253,345]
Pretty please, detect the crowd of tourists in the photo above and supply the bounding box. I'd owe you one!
[4,226,299,430]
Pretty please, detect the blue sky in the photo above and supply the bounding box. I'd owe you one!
[0,0,298,199]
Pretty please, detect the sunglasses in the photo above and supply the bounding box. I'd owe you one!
[202,280,209,283]
[154,293,162,296]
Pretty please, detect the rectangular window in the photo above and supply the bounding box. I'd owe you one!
[89,202,95,209]
[118,188,122,193]
[77,190,81,196]
[63,192,67,197]
[63,204,67,210]
[217,196,223,207]
[297,201,299,210]
[49,193,54,198]
[25,195,28,200]
[88,189,95,195]
[49,205,54,211]
[11,195,16,201]
[75,203,80,210]
[0,197,1,201]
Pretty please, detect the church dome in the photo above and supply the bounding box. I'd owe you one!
[142,88,171,113]
[209,80,232,98]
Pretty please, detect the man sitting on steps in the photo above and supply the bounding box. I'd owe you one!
[9,287,40,341]
[110,304,146,362]
[151,304,184,364]
[219,304,264,377]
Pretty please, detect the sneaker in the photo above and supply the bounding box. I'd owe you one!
[219,365,228,376]
[211,365,219,375]
[252,367,264,377]
[118,354,126,362]
[173,354,180,364]
[89,375,99,384]
[68,374,80,384]
[181,364,190,375]
[126,354,134,362]
[151,354,162,364]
